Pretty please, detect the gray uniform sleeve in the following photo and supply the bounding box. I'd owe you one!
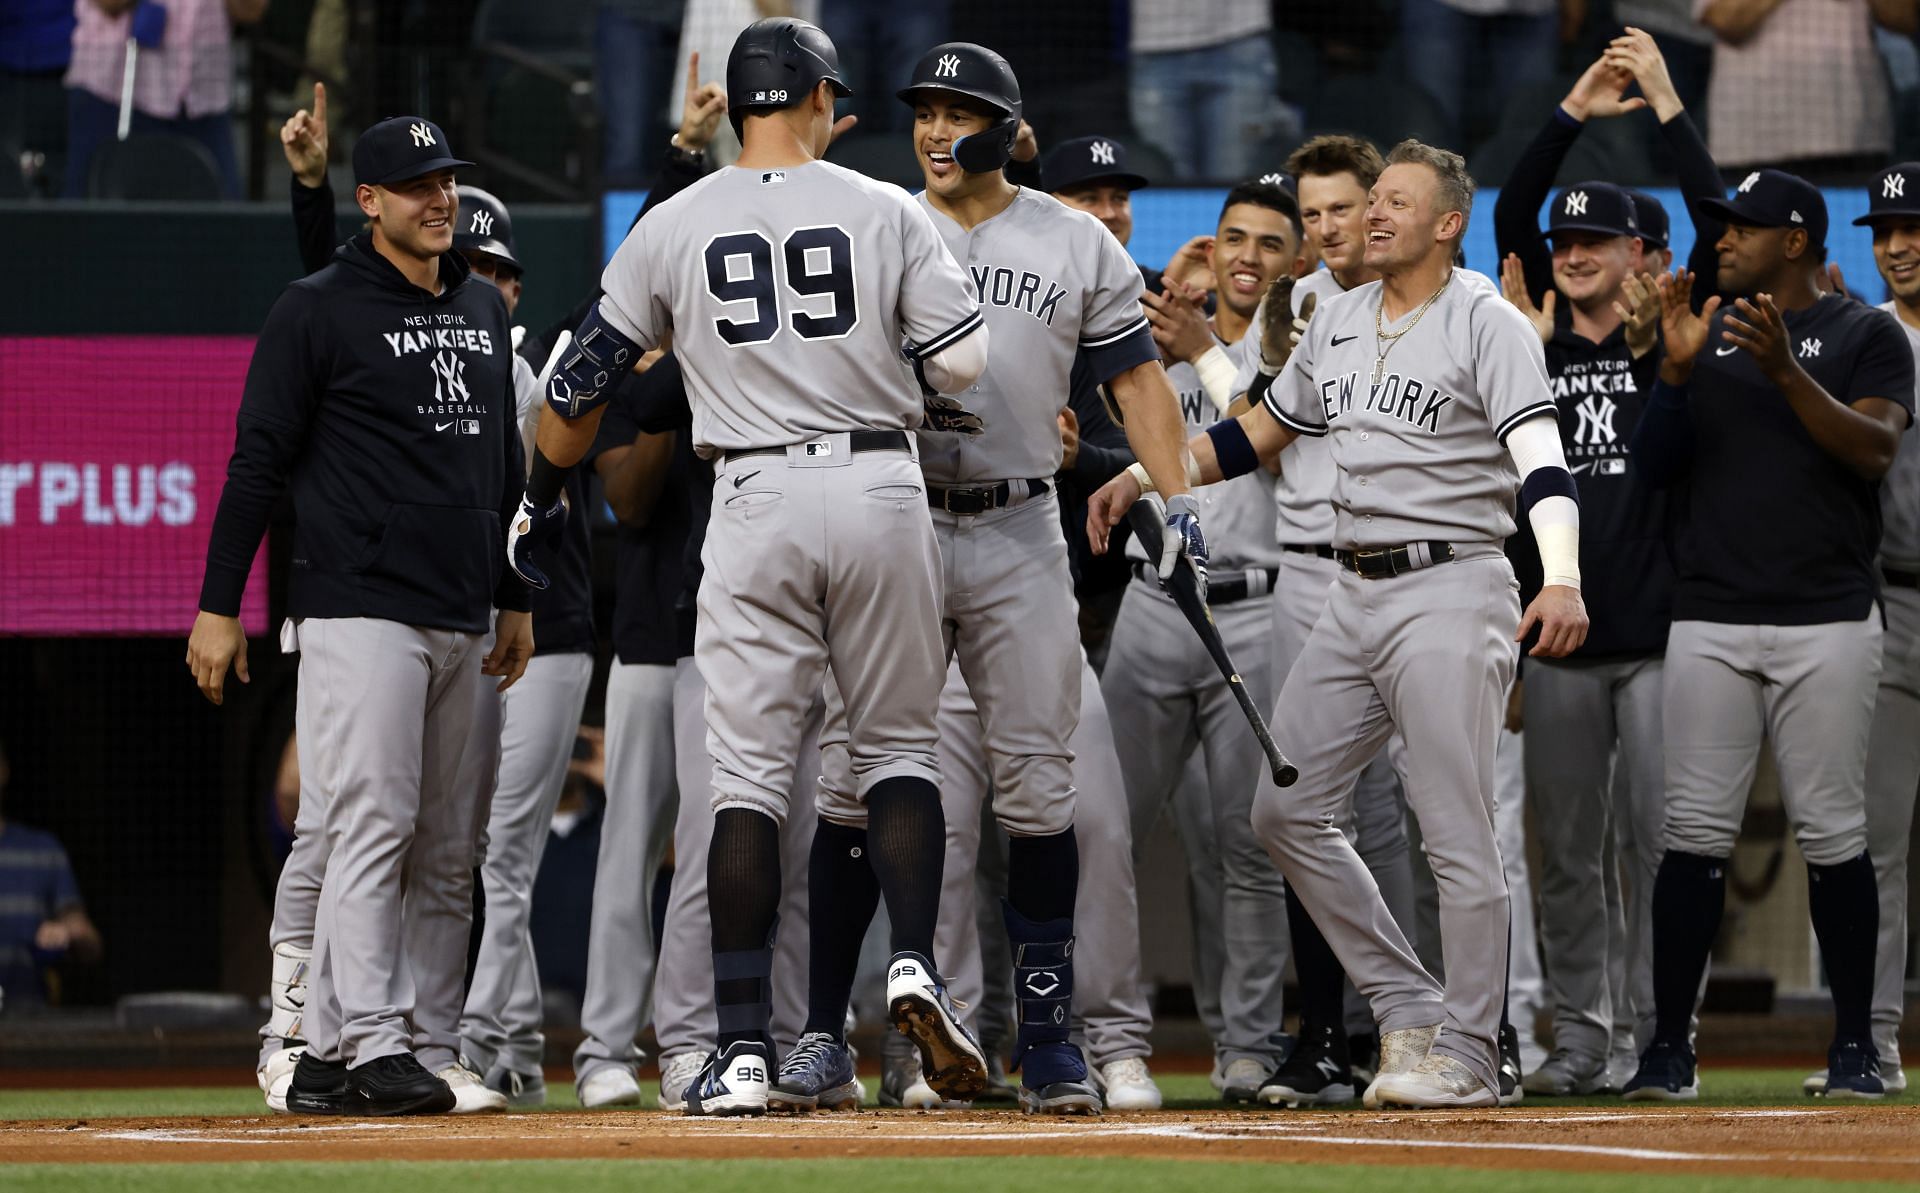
[1475,292,1558,442]
[597,216,669,350]
[896,194,984,357]
[1261,311,1329,437]
[1080,222,1156,378]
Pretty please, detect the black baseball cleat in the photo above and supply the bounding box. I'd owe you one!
[346,1053,456,1116]
[1259,1022,1356,1108]
[285,1052,348,1115]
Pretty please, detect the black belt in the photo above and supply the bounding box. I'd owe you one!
[725,428,910,463]
[1886,566,1920,589]
[927,477,1049,515]
[1282,544,1337,559]
[1134,561,1277,605]
[1335,541,1456,580]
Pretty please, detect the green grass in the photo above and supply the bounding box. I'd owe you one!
[0,1067,1855,1121]
[2,1158,1917,1193]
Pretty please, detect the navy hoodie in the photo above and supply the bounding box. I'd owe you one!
[200,233,529,632]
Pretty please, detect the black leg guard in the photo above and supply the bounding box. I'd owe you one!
[1003,900,1099,1115]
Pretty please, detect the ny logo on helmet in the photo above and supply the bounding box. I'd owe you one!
[410,121,436,148]
[1738,172,1761,193]
[935,53,961,78]
[430,350,468,404]
[1888,174,1909,200]
[1090,140,1114,166]
[1564,191,1589,217]
[469,210,493,237]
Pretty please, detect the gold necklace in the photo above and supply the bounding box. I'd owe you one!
[1372,272,1452,385]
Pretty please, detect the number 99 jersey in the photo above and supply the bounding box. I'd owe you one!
[595,160,983,454]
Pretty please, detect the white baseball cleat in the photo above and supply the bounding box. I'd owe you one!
[438,1063,509,1114]
[260,1045,304,1113]
[1362,1024,1440,1109]
[579,1066,644,1109]
[1372,1053,1500,1109]
[655,1052,706,1112]
[886,950,989,1103]
[683,1041,771,1117]
[1098,1058,1163,1111]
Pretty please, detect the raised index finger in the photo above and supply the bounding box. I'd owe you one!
[312,81,327,125]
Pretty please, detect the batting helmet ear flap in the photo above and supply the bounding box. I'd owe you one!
[953,113,1020,174]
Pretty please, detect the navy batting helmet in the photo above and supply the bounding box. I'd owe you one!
[726,18,851,138]
[454,186,519,273]
[898,42,1022,174]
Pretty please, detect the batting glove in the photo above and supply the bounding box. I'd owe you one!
[923,393,987,437]
[506,492,569,590]
[1160,492,1208,602]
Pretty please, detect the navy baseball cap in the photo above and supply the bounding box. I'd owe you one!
[353,116,474,187]
[1700,168,1827,248]
[1043,135,1151,194]
[1544,181,1639,240]
[1853,162,1920,225]
[1628,189,1669,249]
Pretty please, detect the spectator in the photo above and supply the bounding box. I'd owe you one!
[0,741,103,1014]
[596,0,686,189]
[1696,0,1915,177]
[816,0,949,134]
[1399,0,1582,153]
[61,0,268,199]
[1,0,75,186]
[1127,0,1292,181]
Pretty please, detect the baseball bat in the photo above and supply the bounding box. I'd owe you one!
[1127,499,1299,787]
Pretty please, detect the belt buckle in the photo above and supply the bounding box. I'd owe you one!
[1352,547,1388,579]
[942,486,988,515]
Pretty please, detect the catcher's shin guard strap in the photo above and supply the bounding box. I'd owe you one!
[1003,901,1075,1066]
[713,942,776,1040]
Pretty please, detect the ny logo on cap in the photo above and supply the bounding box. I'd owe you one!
[469,210,493,237]
[410,121,436,148]
[1738,172,1761,193]
[935,53,960,78]
[1801,338,1822,358]
[1564,191,1589,217]
[1790,210,1803,224]
[1888,174,1909,200]
[1090,140,1114,166]
[1258,172,1287,187]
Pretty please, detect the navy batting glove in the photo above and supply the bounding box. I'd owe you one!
[506,493,569,590]
[1160,492,1208,601]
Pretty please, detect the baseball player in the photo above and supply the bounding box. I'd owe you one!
[791,41,1201,1118]
[1799,162,1920,1098]
[1626,173,1914,1100]
[1100,178,1300,1103]
[1489,56,1673,1097]
[251,102,547,1116]
[190,115,533,1115]
[1092,139,1591,1109]
[533,18,997,1116]
[1240,134,1419,1107]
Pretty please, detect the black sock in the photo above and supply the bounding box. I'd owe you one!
[708,807,780,1050]
[1807,851,1878,1042]
[1651,850,1726,1045]
[1007,829,1078,923]
[525,446,567,507]
[1286,885,1345,1030]
[867,777,945,959]
[804,818,881,1037]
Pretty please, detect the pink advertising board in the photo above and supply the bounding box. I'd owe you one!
[0,337,269,635]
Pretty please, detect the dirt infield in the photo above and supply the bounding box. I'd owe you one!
[4,1105,1918,1181]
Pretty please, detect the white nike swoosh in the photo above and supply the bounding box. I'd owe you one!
[1569,462,1594,476]
[435,421,454,431]
[1715,346,1739,356]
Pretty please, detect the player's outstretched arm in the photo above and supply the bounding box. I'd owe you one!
[1086,403,1295,555]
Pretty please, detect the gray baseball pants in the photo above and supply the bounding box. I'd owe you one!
[1864,587,1920,1068]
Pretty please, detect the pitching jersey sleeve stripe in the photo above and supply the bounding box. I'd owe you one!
[910,309,985,359]
[1262,389,1327,437]
[1080,314,1150,349]
[1494,401,1559,444]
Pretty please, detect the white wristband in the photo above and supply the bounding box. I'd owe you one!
[1126,461,1153,494]
[1193,345,1239,415]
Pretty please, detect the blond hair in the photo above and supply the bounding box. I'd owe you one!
[1385,139,1475,241]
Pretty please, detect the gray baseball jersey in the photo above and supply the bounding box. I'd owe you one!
[1879,303,1920,571]
[1233,268,1351,546]
[1129,329,1280,570]
[1262,268,1556,548]
[596,161,982,453]
[913,187,1152,484]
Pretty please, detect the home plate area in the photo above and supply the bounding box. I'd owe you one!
[5,1106,1920,1180]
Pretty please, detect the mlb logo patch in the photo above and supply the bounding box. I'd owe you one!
[760,171,787,186]
[459,419,480,436]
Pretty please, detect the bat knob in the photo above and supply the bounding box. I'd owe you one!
[1275,762,1299,788]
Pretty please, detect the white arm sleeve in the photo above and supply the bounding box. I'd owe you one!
[918,323,990,394]
[1505,414,1581,590]
[1193,345,1239,414]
